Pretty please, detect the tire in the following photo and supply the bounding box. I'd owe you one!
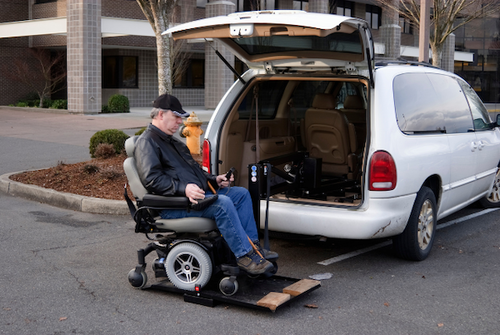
[165,243,212,291]
[128,269,147,289]
[393,186,437,261]
[219,277,239,296]
[479,167,500,208]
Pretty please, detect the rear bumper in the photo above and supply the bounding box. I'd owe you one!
[260,194,417,239]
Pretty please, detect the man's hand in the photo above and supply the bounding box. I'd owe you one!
[216,172,234,189]
[185,183,205,204]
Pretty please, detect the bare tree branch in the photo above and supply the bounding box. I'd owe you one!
[374,0,500,67]
[1,48,66,107]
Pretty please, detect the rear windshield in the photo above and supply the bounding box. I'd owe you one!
[233,32,363,55]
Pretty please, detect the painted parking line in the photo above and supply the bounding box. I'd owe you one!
[317,208,500,266]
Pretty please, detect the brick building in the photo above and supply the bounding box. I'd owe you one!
[0,0,498,113]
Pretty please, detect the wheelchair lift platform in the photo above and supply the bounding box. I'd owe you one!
[147,276,321,312]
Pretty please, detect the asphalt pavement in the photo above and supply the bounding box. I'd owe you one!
[1,106,500,334]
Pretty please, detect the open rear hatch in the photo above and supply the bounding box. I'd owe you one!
[166,11,373,214]
[165,10,374,81]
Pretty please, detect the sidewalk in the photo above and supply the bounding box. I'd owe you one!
[0,105,214,215]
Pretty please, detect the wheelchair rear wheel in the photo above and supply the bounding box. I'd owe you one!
[165,242,213,291]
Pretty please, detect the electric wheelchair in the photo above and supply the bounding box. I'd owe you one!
[124,136,262,296]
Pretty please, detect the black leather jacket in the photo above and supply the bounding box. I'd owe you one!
[134,124,216,197]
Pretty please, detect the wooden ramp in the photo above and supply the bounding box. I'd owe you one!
[150,276,321,312]
[256,279,321,311]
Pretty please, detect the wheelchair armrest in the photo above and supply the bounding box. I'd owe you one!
[142,194,190,209]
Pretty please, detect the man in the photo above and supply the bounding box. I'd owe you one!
[134,94,275,275]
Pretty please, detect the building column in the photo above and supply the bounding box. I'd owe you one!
[278,0,294,9]
[441,33,455,72]
[379,0,401,60]
[308,0,329,13]
[181,0,196,23]
[67,0,101,114]
[204,1,235,109]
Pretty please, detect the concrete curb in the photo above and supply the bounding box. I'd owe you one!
[0,171,129,215]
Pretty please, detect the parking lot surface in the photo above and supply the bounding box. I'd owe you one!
[1,107,499,334]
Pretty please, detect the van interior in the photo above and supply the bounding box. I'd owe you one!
[217,76,369,207]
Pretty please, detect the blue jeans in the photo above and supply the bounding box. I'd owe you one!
[159,186,257,258]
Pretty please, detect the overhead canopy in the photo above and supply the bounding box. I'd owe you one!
[0,17,155,39]
[0,15,473,62]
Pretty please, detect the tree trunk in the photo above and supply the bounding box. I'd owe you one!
[430,42,442,68]
[136,0,176,96]
[156,32,172,95]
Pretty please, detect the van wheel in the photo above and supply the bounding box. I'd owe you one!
[393,186,437,261]
[165,243,212,291]
[479,167,500,208]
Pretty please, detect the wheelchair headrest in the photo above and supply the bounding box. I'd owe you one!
[123,135,148,200]
[125,136,138,157]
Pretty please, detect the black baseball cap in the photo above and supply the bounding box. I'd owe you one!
[153,94,189,117]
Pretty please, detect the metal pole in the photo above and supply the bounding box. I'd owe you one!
[419,0,431,63]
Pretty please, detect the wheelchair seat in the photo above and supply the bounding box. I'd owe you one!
[123,136,217,233]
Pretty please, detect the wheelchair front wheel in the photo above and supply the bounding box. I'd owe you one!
[165,243,212,291]
[128,268,147,289]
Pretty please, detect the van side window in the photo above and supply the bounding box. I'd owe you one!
[427,73,473,134]
[238,81,288,120]
[291,80,330,119]
[394,73,473,134]
[458,80,492,131]
[335,82,360,109]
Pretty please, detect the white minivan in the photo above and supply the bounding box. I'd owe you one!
[166,11,500,260]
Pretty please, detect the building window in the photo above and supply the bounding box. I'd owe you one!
[102,56,138,89]
[366,5,381,30]
[174,59,205,88]
[35,0,57,3]
[399,16,412,34]
[236,0,277,11]
[293,1,308,10]
[197,0,207,8]
[335,0,354,17]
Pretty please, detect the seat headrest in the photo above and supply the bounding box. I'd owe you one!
[312,93,336,110]
[343,95,364,109]
[125,136,138,157]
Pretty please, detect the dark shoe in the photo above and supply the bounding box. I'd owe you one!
[254,241,279,261]
[237,250,274,275]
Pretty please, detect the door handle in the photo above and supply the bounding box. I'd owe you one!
[471,141,478,152]
[477,140,484,150]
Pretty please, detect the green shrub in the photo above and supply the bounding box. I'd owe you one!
[42,99,52,108]
[89,129,129,158]
[135,127,147,136]
[50,99,67,109]
[101,105,109,113]
[107,94,130,113]
[16,98,53,108]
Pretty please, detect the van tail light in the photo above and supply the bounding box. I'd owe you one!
[369,151,397,191]
[202,139,211,173]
